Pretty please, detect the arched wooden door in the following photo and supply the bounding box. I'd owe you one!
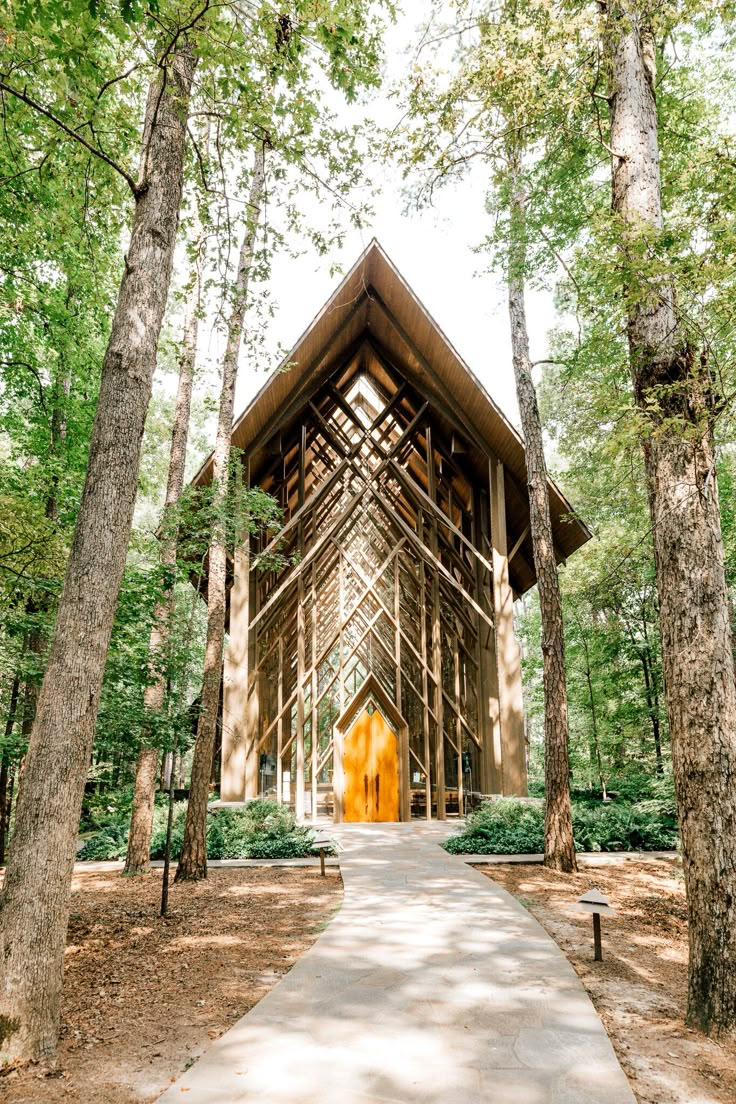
[343,703,399,822]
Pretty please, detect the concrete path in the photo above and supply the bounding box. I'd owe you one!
[156,823,635,1104]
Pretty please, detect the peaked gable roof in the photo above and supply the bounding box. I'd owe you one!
[193,239,590,594]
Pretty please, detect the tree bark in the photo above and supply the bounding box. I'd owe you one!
[124,216,204,876]
[605,2,736,1033]
[176,142,266,881]
[0,45,196,1062]
[506,140,577,873]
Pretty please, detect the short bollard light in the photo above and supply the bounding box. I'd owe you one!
[570,888,616,961]
[311,833,333,876]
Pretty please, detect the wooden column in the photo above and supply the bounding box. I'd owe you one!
[311,561,318,823]
[489,458,527,795]
[338,549,345,713]
[222,462,258,801]
[476,488,503,794]
[276,633,283,805]
[453,631,463,815]
[418,523,432,820]
[394,555,402,715]
[295,424,307,820]
[427,426,446,818]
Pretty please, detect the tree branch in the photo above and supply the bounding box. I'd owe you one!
[0,79,139,195]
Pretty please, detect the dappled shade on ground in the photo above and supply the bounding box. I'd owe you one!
[485,859,736,1104]
[0,867,341,1103]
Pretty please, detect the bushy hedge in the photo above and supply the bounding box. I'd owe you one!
[443,796,679,855]
[78,799,316,862]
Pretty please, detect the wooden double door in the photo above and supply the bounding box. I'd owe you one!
[343,703,399,822]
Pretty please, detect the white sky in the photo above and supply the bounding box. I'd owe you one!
[188,3,561,445]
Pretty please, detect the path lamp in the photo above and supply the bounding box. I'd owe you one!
[311,832,333,876]
[570,888,616,961]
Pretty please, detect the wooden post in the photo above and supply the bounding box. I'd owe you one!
[338,549,345,713]
[593,912,602,962]
[311,560,318,823]
[454,631,463,816]
[489,458,527,795]
[276,633,283,805]
[419,535,432,821]
[476,488,502,794]
[222,459,254,802]
[394,556,402,715]
[427,426,446,819]
[296,425,307,820]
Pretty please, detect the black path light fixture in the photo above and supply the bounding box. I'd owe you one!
[571,888,616,961]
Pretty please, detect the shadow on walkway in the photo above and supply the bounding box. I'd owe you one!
[155,823,635,1104]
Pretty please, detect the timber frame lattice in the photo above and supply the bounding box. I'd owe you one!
[209,241,590,821]
[222,336,526,820]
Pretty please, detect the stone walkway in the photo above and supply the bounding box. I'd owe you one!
[156,823,635,1104]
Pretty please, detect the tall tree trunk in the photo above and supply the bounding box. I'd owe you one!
[0,675,20,864]
[605,2,736,1033]
[506,139,576,873]
[0,45,196,1062]
[176,142,266,881]
[124,217,204,876]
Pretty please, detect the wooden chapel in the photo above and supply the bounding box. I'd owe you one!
[193,241,589,823]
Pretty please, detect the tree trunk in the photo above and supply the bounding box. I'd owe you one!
[605,2,736,1033]
[0,675,20,864]
[506,140,576,873]
[124,216,204,876]
[0,45,196,1062]
[176,142,266,881]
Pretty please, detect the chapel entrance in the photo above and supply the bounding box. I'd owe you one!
[343,702,399,822]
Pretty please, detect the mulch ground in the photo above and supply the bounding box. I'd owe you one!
[0,866,342,1104]
[483,858,736,1104]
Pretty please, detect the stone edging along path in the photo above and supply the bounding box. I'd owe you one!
[71,848,677,873]
[155,822,635,1104]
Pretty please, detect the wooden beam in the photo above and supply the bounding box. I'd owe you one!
[296,428,306,820]
[311,560,318,823]
[250,482,369,630]
[508,524,530,564]
[388,458,494,576]
[369,293,489,456]
[244,299,368,462]
[427,426,446,820]
[221,531,249,801]
[371,484,494,633]
[418,529,432,820]
[489,458,527,796]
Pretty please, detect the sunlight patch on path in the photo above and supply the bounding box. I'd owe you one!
[155,822,635,1104]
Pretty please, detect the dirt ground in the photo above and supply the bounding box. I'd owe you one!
[0,866,342,1104]
[483,858,736,1104]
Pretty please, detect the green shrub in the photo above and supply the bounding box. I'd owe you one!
[77,822,129,860]
[204,801,316,860]
[80,785,136,833]
[444,796,679,855]
[444,799,545,855]
[78,798,317,862]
